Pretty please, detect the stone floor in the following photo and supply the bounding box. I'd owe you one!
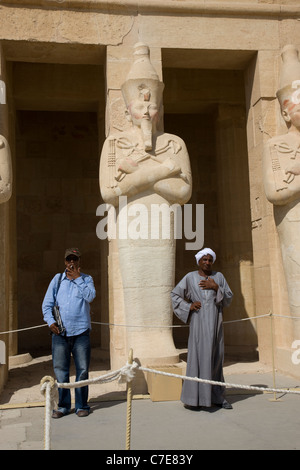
[1,350,300,450]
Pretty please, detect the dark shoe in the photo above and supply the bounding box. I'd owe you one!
[221,400,233,410]
[77,410,89,417]
[184,404,201,411]
[52,410,65,419]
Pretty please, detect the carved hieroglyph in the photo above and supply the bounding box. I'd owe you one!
[263,45,300,337]
[100,43,192,364]
[0,135,12,204]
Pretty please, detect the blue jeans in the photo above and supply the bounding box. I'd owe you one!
[52,329,91,415]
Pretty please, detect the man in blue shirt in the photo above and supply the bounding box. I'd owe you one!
[42,248,96,418]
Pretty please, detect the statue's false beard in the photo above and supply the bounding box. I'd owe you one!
[141,118,153,151]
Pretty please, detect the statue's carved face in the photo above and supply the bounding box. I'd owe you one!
[127,93,161,150]
[128,98,159,128]
[282,98,300,128]
[281,84,300,128]
[290,106,300,128]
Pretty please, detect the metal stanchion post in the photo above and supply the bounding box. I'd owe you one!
[125,348,133,450]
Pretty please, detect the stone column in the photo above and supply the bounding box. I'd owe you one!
[101,44,192,376]
[263,45,300,345]
[103,46,134,369]
[215,104,257,359]
[244,51,279,365]
[103,45,170,370]
[245,50,294,370]
[0,43,12,393]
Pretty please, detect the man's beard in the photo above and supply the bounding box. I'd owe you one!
[141,118,153,151]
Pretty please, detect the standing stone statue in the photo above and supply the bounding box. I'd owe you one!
[100,43,192,364]
[263,45,300,337]
[0,135,12,204]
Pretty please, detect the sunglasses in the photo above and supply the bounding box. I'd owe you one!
[66,256,79,262]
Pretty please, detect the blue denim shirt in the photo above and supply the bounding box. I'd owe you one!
[42,271,96,336]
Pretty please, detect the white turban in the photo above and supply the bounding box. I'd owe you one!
[195,248,216,264]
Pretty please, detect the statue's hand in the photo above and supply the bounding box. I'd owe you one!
[161,157,181,177]
[285,162,300,176]
[117,156,139,174]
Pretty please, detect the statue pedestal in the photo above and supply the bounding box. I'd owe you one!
[146,363,184,402]
[131,359,185,397]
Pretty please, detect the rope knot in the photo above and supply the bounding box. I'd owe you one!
[40,375,56,395]
[118,361,139,383]
[40,375,58,407]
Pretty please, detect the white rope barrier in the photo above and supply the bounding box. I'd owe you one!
[39,364,136,450]
[91,321,189,328]
[56,363,138,390]
[39,358,300,450]
[1,312,300,336]
[138,365,300,396]
[43,360,300,398]
[91,313,273,328]
[39,361,139,450]
[0,324,48,335]
[1,313,299,449]
[223,314,270,324]
[40,376,58,450]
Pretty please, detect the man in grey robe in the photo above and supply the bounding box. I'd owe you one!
[171,248,233,409]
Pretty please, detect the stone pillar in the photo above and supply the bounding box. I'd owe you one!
[101,44,191,378]
[104,46,134,369]
[215,104,257,359]
[245,50,295,371]
[243,51,276,365]
[104,45,168,370]
[0,42,12,393]
[262,46,300,376]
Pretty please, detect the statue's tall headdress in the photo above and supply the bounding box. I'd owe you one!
[121,43,164,108]
[277,45,300,109]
